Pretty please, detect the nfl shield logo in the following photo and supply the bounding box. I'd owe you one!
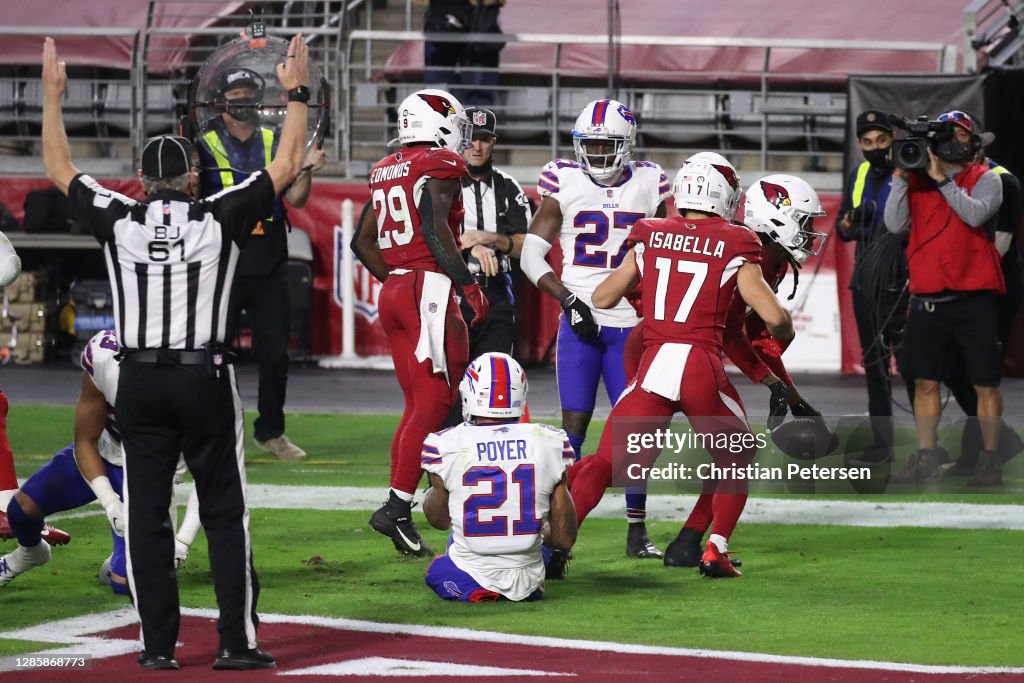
[429,302,438,314]
[472,111,487,126]
[606,189,613,198]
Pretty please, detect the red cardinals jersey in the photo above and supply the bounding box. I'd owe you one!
[368,146,467,272]
[629,216,762,350]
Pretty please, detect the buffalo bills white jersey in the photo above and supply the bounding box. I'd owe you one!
[80,330,123,466]
[422,422,573,601]
[538,159,670,327]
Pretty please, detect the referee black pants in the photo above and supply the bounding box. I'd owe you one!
[116,360,259,655]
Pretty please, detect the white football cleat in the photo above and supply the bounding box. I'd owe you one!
[0,540,51,587]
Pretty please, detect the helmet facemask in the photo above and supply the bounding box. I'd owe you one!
[573,135,631,182]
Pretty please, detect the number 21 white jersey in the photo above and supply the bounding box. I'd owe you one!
[537,159,670,327]
[422,422,572,601]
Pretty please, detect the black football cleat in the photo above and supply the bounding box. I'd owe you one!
[545,547,571,580]
[625,523,664,559]
[663,527,704,567]
[138,652,180,670]
[212,647,276,670]
[369,495,434,558]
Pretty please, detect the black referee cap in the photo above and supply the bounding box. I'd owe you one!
[141,135,193,179]
[466,107,497,138]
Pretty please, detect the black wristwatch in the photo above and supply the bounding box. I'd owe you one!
[287,85,311,103]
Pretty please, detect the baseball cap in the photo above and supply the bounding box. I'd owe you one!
[466,107,497,138]
[938,110,974,135]
[855,110,893,137]
[219,68,263,94]
[141,135,193,179]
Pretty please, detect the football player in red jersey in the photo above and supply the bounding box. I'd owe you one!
[567,159,794,579]
[354,88,488,557]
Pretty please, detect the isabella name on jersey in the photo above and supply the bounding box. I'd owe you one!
[370,160,412,183]
[476,439,528,462]
[649,231,725,258]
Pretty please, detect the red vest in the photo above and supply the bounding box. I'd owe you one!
[905,165,1005,295]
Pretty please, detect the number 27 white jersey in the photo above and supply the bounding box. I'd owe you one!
[538,159,670,327]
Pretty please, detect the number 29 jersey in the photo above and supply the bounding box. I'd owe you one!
[537,159,670,327]
[367,146,468,273]
[421,422,572,600]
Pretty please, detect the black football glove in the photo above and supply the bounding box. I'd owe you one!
[790,399,822,418]
[767,381,789,430]
[560,292,599,342]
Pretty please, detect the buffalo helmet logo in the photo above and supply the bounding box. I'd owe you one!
[418,93,456,117]
[760,181,792,209]
[472,111,488,126]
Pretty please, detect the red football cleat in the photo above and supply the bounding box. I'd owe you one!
[698,541,742,578]
[0,511,13,540]
[41,524,71,546]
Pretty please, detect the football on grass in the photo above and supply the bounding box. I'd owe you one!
[770,418,839,461]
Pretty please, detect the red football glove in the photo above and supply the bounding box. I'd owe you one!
[751,329,792,358]
[462,282,489,328]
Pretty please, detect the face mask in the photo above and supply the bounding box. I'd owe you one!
[863,148,891,171]
[226,97,261,124]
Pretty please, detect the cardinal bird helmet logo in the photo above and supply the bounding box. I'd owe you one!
[760,181,792,209]
[418,93,456,117]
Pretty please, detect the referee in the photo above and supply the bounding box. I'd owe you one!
[442,108,530,426]
[42,36,311,670]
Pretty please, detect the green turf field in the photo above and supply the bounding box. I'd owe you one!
[3,405,1023,666]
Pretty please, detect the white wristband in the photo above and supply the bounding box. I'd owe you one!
[89,475,120,509]
[520,233,555,286]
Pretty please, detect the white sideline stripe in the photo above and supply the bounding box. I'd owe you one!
[281,656,569,677]
[1,606,1022,676]
[48,485,1024,530]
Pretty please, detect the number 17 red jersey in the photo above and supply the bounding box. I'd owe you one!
[368,146,468,272]
[629,216,762,351]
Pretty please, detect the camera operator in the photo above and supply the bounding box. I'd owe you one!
[884,110,1005,485]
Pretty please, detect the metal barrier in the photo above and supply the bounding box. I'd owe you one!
[342,29,957,176]
[964,0,1024,71]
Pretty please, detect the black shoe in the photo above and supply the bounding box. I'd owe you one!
[369,494,434,558]
[946,457,976,477]
[625,523,664,559]
[212,647,276,670]
[663,527,703,567]
[138,652,180,670]
[545,547,570,580]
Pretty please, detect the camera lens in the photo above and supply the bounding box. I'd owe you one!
[895,139,925,170]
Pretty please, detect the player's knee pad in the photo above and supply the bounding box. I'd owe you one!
[6,496,44,547]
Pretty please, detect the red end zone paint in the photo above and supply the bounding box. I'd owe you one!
[3,612,1022,682]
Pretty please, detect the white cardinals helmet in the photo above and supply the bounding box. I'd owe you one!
[397,88,472,151]
[571,99,637,182]
[460,352,528,421]
[744,174,827,264]
[672,159,742,220]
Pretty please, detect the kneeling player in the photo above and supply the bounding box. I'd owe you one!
[422,353,577,601]
[569,159,794,578]
[1,330,127,592]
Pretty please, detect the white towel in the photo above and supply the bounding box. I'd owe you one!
[639,343,692,401]
[414,270,453,381]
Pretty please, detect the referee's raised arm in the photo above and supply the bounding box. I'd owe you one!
[265,34,310,195]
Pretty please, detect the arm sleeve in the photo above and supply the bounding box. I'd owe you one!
[502,173,532,234]
[208,170,276,244]
[884,173,910,234]
[67,174,136,245]
[722,295,773,384]
[940,169,1002,227]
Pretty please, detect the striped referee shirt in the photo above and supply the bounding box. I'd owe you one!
[67,171,275,350]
